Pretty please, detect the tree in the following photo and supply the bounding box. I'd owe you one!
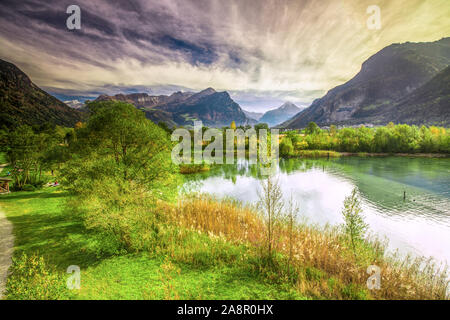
[6,126,40,189]
[280,137,294,157]
[257,175,284,259]
[342,188,368,258]
[230,121,237,130]
[60,101,180,254]
[329,125,337,136]
[62,101,178,197]
[74,121,84,130]
[254,123,269,131]
[305,122,320,135]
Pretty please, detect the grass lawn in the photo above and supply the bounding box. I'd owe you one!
[0,152,6,164]
[0,188,306,300]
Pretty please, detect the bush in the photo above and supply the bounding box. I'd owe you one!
[22,184,36,192]
[6,253,70,300]
[71,179,171,255]
[280,137,294,157]
[341,188,368,257]
[179,163,210,174]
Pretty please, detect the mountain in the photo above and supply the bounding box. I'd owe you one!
[372,66,450,126]
[96,88,255,127]
[259,102,302,127]
[282,37,450,128]
[96,91,193,109]
[0,59,84,128]
[243,110,264,121]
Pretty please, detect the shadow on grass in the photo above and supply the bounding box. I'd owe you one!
[0,189,110,271]
[1,190,69,201]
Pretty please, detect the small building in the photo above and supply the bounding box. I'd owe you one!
[0,178,12,194]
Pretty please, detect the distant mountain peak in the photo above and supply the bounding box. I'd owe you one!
[259,102,302,127]
[279,102,300,111]
[200,87,216,95]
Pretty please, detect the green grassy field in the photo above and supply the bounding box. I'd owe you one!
[0,152,6,164]
[0,188,306,300]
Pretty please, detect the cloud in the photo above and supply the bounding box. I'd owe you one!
[0,0,449,111]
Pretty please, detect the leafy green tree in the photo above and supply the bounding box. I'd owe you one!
[254,123,269,131]
[305,122,320,135]
[329,125,337,136]
[59,101,181,254]
[280,137,294,157]
[337,128,359,152]
[62,101,178,198]
[6,125,40,189]
[373,127,392,152]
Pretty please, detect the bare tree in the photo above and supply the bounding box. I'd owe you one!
[257,175,284,259]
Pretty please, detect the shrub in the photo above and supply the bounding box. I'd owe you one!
[341,188,368,258]
[22,184,36,192]
[280,137,294,157]
[71,179,170,255]
[6,253,70,300]
[179,163,210,174]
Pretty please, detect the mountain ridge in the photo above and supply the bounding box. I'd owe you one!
[282,37,450,128]
[95,88,255,127]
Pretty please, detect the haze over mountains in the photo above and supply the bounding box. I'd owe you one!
[282,38,450,128]
[243,110,264,122]
[258,102,303,127]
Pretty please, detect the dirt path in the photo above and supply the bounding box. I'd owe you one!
[0,206,13,299]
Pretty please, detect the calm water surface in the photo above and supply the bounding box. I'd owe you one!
[183,157,450,266]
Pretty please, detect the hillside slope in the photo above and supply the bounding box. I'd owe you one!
[283,38,450,128]
[0,59,83,128]
[375,66,450,126]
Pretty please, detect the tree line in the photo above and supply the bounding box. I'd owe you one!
[280,122,450,156]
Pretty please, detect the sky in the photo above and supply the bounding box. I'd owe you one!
[0,0,449,112]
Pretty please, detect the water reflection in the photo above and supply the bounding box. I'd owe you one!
[183,157,450,266]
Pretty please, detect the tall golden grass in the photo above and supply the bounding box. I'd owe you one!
[158,195,449,300]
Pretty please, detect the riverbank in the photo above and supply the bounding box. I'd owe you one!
[0,189,306,300]
[339,152,450,158]
[0,188,448,300]
[284,150,450,159]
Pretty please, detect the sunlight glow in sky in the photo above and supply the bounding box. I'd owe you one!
[0,0,449,112]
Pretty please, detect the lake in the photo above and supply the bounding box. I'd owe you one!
[183,156,450,266]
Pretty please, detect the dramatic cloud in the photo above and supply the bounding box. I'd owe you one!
[0,0,449,112]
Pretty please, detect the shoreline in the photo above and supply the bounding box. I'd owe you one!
[283,151,449,159]
[339,152,450,158]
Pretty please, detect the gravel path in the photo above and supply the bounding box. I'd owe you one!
[0,206,13,299]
